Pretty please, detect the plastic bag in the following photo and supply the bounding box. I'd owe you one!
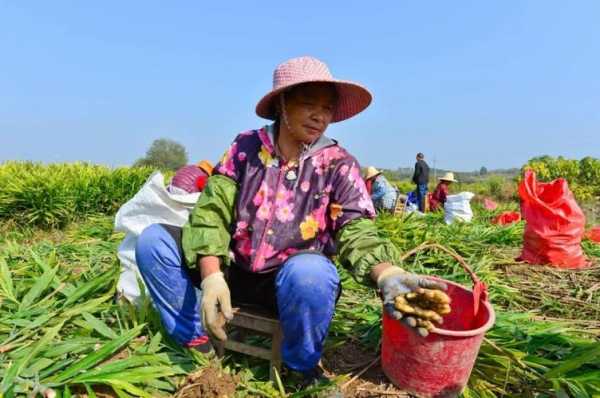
[518,170,588,269]
[484,198,498,210]
[407,191,418,206]
[444,192,475,224]
[586,226,600,244]
[114,171,200,303]
[404,202,422,214]
[492,211,521,226]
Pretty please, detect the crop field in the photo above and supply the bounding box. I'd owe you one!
[1,162,600,397]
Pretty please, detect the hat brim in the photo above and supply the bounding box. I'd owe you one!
[365,171,382,180]
[439,177,458,183]
[256,79,372,123]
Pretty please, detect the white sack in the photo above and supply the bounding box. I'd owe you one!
[444,192,475,224]
[114,171,200,303]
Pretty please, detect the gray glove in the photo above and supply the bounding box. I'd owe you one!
[377,267,447,337]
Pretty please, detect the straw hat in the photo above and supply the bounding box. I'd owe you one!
[365,166,382,180]
[196,160,214,176]
[256,56,372,123]
[439,172,458,183]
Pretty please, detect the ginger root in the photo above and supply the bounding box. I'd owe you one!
[393,288,452,332]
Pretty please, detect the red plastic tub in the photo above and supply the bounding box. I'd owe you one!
[381,245,496,398]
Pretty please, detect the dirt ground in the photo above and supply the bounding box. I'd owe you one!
[176,365,241,398]
[172,343,407,398]
[322,342,409,398]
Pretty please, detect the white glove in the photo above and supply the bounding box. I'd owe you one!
[200,272,233,341]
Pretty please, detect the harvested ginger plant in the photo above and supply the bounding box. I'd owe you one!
[394,288,452,333]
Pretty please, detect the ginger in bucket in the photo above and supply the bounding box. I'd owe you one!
[394,288,451,335]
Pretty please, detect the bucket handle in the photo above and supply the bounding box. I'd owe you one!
[399,242,488,317]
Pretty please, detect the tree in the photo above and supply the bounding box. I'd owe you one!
[480,166,488,176]
[134,138,188,171]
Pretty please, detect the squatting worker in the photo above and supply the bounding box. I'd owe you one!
[429,172,458,212]
[135,56,446,388]
[364,166,398,213]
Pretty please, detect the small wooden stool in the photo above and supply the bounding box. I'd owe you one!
[213,307,283,381]
[393,196,406,216]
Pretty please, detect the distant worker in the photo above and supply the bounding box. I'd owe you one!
[364,166,398,213]
[429,172,457,212]
[412,153,430,212]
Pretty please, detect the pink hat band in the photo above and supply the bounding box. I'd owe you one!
[256,56,372,123]
[170,165,209,194]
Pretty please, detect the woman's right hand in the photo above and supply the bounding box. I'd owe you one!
[199,256,233,340]
[200,271,233,341]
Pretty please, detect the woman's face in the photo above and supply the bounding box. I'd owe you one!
[281,83,337,144]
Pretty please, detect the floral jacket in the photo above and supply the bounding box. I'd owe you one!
[182,125,401,283]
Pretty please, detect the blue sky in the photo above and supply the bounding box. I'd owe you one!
[1,1,599,171]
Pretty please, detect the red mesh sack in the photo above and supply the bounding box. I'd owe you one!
[492,211,521,226]
[518,170,588,268]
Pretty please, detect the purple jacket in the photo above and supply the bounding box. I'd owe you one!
[214,124,376,273]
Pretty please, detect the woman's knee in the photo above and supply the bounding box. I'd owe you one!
[276,253,340,297]
[135,224,179,273]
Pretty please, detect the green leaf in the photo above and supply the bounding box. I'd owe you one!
[146,332,162,354]
[69,355,166,381]
[8,312,54,334]
[0,320,64,393]
[73,365,178,383]
[39,357,78,380]
[17,265,59,311]
[545,345,600,379]
[48,324,144,383]
[22,357,55,377]
[61,293,113,318]
[29,249,51,273]
[112,387,135,398]
[0,256,15,302]
[42,338,100,358]
[84,383,97,398]
[62,268,116,307]
[81,312,118,339]
[98,380,152,398]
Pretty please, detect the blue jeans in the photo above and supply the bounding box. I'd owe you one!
[416,184,428,212]
[135,224,340,373]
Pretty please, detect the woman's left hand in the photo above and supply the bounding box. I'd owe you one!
[376,267,447,336]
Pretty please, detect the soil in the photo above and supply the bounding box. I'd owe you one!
[322,341,409,398]
[176,365,241,398]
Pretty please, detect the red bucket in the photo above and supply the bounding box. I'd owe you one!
[381,244,495,398]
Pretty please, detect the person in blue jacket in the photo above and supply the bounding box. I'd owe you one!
[364,166,398,212]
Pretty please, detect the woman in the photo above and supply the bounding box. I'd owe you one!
[429,172,458,212]
[135,56,445,389]
[364,166,398,212]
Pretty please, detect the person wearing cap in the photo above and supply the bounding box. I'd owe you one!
[429,172,458,212]
[412,153,430,212]
[364,166,398,213]
[134,56,446,391]
[167,161,214,195]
